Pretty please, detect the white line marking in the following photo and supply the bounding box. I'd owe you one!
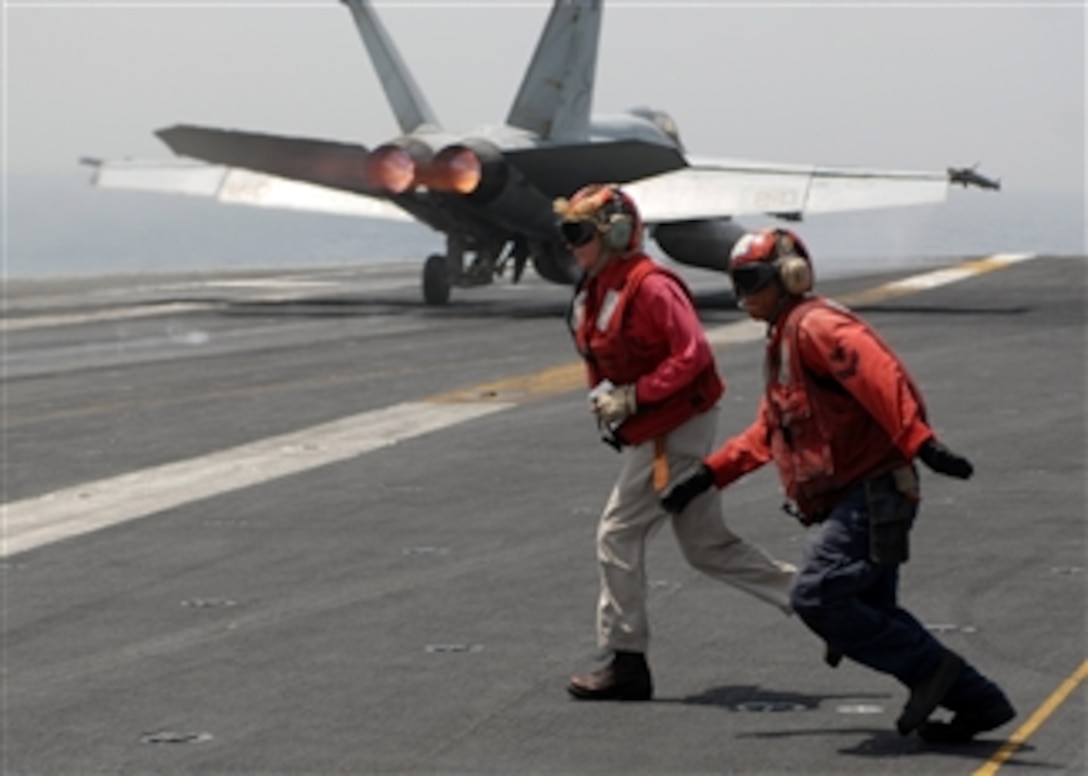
[881,253,1036,293]
[1,302,218,332]
[706,318,766,347]
[2,401,511,557]
[201,278,340,289]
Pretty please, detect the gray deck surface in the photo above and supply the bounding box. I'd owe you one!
[3,255,1084,775]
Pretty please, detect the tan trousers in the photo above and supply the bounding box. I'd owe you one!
[595,406,797,654]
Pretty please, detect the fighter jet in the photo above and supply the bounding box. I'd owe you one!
[84,0,999,305]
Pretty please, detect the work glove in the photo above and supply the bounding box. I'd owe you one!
[660,463,715,515]
[589,383,637,425]
[917,438,974,480]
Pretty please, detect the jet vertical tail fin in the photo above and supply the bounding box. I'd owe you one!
[340,0,440,134]
[505,0,602,141]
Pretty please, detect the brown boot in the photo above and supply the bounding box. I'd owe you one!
[567,651,653,701]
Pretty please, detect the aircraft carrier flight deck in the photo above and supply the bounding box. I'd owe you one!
[2,254,1084,775]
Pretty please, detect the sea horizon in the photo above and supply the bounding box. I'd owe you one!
[4,169,1084,283]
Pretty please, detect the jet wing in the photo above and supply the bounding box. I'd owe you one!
[84,158,413,221]
[154,124,387,195]
[622,158,960,224]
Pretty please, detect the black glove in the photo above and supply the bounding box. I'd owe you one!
[917,438,974,480]
[661,464,715,514]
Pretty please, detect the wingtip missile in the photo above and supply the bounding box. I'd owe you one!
[947,165,1001,191]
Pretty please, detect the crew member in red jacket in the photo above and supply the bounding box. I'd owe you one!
[661,228,1015,742]
[556,185,796,702]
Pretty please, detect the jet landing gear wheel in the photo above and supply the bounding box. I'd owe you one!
[422,254,451,306]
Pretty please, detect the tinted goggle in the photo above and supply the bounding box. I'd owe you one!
[730,261,778,295]
[559,219,599,248]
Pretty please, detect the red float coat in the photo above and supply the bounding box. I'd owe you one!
[571,253,723,447]
[705,296,935,519]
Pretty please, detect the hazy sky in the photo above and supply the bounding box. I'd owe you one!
[4,1,1085,194]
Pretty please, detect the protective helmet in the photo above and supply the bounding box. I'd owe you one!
[729,228,813,296]
[554,183,642,252]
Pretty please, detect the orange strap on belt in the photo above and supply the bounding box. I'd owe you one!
[652,437,669,492]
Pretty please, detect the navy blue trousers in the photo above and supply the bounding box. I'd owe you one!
[789,473,1007,713]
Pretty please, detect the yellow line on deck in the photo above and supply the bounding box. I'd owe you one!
[429,361,586,404]
[973,658,1088,776]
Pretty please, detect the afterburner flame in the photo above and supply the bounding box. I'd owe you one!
[424,146,482,194]
[363,145,416,194]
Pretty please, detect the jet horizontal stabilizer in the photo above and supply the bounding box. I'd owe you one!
[157,125,380,196]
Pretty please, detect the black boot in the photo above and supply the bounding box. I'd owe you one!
[918,694,1016,743]
[824,643,844,668]
[896,650,966,735]
[567,650,653,701]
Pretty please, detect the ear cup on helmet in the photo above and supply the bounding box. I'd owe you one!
[730,227,813,295]
[778,255,813,295]
[603,213,633,251]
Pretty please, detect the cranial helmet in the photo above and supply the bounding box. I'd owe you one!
[728,228,813,296]
[554,184,642,252]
